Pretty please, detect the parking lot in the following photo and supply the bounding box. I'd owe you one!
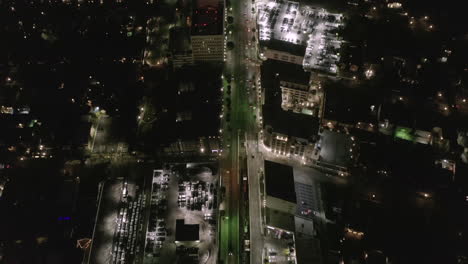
[111,181,144,264]
[258,0,343,74]
[259,1,311,45]
[303,10,343,74]
[144,164,218,264]
[89,178,145,264]
[144,169,170,260]
[264,226,297,264]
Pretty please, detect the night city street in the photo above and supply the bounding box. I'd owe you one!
[1,0,468,264]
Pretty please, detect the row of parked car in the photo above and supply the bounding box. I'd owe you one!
[177,180,215,211]
[146,171,171,257]
[112,192,144,263]
[176,246,199,263]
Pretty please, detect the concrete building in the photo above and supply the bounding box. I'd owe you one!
[280,80,322,116]
[162,65,222,156]
[263,161,323,263]
[261,61,320,161]
[262,39,305,66]
[191,5,224,62]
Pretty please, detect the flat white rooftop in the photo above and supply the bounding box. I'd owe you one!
[258,0,344,74]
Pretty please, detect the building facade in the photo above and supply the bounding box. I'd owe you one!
[280,80,323,116]
[164,137,220,155]
[191,35,224,62]
[264,48,304,65]
[263,128,316,159]
[191,4,224,62]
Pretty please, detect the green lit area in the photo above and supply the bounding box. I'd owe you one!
[223,80,229,89]
[301,108,313,115]
[394,126,414,141]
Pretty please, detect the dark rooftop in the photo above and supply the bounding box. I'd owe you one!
[265,160,296,203]
[277,63,310,85]
[264,38,306,57]
[263,105,319,140]
[173,64,222,139]
[175,219,199,242]
[169,27,191,53]
[191,6,223,36]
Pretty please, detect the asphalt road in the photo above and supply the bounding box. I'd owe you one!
[239,1,267,263]
[219,0,252,262]
[219,0,267,262]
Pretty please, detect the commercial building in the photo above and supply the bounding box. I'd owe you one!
[162,65,222,156]
[262,39,305,66]
[263,161,323,263]
[261,60,320,160]
[280,79,323,116]
[262,110,318,158]
[191,4,224,62]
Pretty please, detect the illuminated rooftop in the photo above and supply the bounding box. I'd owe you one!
[258,0,344,74]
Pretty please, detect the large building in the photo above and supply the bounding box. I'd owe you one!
[264,160,297,216]
[261,60,320,161]
[162,65,222,156]
[262,39,305,66]
[191,5,224,62]
[263,161,323,263]
[258,1,343,75]
[280,79,323,116]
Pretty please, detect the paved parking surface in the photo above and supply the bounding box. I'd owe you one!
[258,0,343,74]
[144,164,218,264]
[90,178,144,264]
[318,130,353,167]
[264,227,296,264]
